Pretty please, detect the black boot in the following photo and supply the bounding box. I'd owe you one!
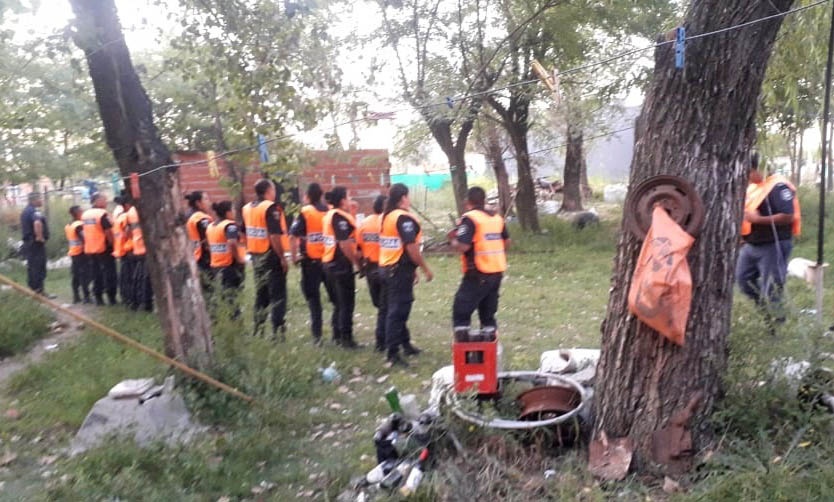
[403,343,422,356]
[385,351,409,368]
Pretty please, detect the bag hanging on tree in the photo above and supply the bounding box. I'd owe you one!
[627,206,694,345]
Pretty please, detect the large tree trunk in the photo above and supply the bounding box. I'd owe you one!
[484,124,513,216]
[70,0,213,369]
[561,123,584,212]
[593,0,791,474]
[507,126,540,232]
[796,131,804,185]
[425,115,472,214]
[580,152,592,200]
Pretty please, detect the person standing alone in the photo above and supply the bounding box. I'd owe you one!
[736,153,800,320]
[242,179,288,339]
[449,186,510,337]
[20,192,51,297]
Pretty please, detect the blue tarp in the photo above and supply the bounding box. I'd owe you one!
[390,173,450,191]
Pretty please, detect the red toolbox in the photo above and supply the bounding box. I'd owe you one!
[453,339,499,394]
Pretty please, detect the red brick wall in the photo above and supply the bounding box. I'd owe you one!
[174,150,391,215]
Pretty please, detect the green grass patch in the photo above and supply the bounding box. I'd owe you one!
[0,291,53,357]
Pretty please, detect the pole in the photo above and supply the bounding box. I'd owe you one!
[816,0,834,324]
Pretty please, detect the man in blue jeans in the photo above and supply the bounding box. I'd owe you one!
[736,154,801,320]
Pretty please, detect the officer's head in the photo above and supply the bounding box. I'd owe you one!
[212,200,234,220]
[373,195,385,215]
[384,183,409,215]
[185,191,209,211]
[69,205,82,219]
[307,183,323,204]
[466,186,486,210]
[329,186,350,210]
[28,192,42,207]
[254,179,275,202]
[748,151,763,184]
[91,192,107,208]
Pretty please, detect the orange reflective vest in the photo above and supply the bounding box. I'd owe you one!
[357,213,382,264]
[300,204,327,259]
[65,221,83,257]
[379,209,421,267]
[186,210,213,261]
[208,220,245,268]
[461,210,507,274]
[112,211,132,258]
[81,208,108,254]
[322,208,356,264]
[741,175,801,237]
[126,207,146,256]
[242,200,273,254]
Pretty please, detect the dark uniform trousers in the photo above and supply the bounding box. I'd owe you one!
[301,258,336,340]
[383,264,416,355]
[197,261,215,311]
[452,271,503,329]
[324,266,356,343]
[71,254,90,301]
[90,252,118,304]
[217,263,244,320]
[24,242,47,294]
[365,262,386,350]
[252,251,287,334]
[131,256,153,312]
[118,255,137,306]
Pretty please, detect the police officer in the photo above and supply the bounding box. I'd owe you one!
[736,154,801,316]
[126,200,153,312]
[208,200,246,319]
[450,186,510,336]
[112,197,134,306]
[82,193,117,306]
[20,192,51,296]
[242,179,288,338]
[186,191,214,303]
[379,183,433,368]
[290,183,337,345]
[322,187,362,348]
[357,195,386,352]
[66,205,90,303]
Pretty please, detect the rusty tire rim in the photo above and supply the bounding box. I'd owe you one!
[624,175,704,239]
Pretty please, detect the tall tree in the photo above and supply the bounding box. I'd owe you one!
[69,0,214,369]
[475,116,513,216]
[593,0,794,472]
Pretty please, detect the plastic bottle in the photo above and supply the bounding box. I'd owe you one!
[365,459,397,484]
[385,387,402,413]
[400,448,429,496]
[380,460,411,490]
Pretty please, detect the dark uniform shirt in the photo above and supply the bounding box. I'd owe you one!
[327,212,355,273]
[395,214,421,268]
[289,201,328,257]
[745,183,795,245]
[20,204,49,243]
[455,209,509,273]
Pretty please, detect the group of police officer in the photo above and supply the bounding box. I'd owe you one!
[189,179,510,369]
[22,179,510,369]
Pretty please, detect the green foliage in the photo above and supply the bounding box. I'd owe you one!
[0,291,51,357]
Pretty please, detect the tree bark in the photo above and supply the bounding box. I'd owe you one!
[561,123,584,212]
[423,113,471,215]
[70,0,213,369]
[489,92,539,231]
[483,124,513,216]
[580,152,592,199]
[593,0,792,474]
[796,130,803,185]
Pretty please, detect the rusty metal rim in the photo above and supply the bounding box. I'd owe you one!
[517,385,582,420]
[624,175,705,239]
[445,372,586,430]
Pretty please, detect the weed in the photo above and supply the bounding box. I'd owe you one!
[0,291,53,357]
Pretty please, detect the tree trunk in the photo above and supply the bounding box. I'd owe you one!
[580,152,592,199]
[828,123,833,192]
[796,130,804,185]
[507,126,540,232]
[70,0,213,369]
[561,123,584,212]
[787,131,797,185]
[424,115,471,214]
[483,124,513,216]
[593,0,791,474]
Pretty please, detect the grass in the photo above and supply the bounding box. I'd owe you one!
[0,188,833,500]
[0,290,53,358]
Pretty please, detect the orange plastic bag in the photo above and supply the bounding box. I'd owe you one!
[627,206,694,346]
